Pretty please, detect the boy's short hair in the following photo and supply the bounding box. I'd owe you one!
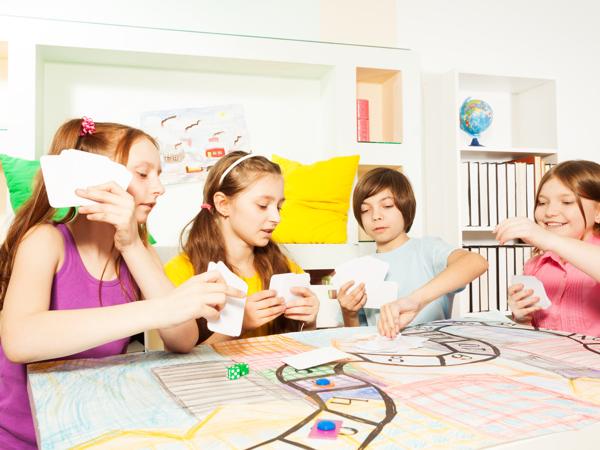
[352,167,416,232]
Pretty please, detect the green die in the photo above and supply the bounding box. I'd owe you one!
[227,365,241,380]
[236,363,249,376]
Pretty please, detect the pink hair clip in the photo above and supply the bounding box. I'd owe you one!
[200,203,212,211]
[79,116,96,136]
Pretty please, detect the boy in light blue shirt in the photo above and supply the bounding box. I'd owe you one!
[337,168,488,336]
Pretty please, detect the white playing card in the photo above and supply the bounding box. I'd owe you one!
[206,261,248,337]
[512,275,552,309]
[269,273,310,304]
[61,149,132,189]
[332,256,389,288]
[332,256,391,309]
[282,346,353,370]
[40,149,133,208]
[364,281,399,309]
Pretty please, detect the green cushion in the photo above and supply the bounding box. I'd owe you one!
[0,153,43,212]
[0,153,156,243]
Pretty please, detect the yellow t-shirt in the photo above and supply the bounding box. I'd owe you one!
[164,253,304,339]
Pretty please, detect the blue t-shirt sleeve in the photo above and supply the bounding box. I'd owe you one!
[424,236,455,275]
[423,236,466,294]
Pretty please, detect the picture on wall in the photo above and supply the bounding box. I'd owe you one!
[140,105,251,184]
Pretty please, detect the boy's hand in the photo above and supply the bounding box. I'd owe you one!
[377,296,422,338]
[337,281,367,313]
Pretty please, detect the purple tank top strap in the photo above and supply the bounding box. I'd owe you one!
[55,222,79,273]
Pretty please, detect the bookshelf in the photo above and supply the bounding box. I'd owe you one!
[0,15,422,270]
[423,71,558,316]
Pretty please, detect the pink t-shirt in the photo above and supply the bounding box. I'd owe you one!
[525,234,600,337]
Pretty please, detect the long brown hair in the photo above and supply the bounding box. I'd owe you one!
[535,160,600,236]
[0,118,157,308]
[182,151,299,335]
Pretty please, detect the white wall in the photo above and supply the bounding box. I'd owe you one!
[395,0,600,163]
[0,0,320,42]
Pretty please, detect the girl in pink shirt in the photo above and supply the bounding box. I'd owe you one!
[495,160,600,336]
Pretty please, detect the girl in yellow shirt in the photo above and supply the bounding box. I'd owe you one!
[165,151,319,344]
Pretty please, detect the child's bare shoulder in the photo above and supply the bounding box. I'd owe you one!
[20,223,64,252]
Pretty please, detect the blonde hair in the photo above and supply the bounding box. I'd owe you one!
[181,151,301,341]
[0,118,157,308]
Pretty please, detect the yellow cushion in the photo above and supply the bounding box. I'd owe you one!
[272,154,359,243]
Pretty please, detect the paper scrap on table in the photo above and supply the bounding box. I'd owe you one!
[512,275,551,309]
[351,334,428,354]
[282,346,353,370]
[206,261,248,337]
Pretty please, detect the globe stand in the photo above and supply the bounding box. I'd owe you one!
[469,137,483,147]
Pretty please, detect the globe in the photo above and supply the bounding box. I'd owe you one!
[459,98,493,146]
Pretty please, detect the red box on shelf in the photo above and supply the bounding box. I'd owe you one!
[357,118,370,142]
[356,99,370,119]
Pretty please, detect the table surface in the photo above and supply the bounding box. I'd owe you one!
[28,320,600,449]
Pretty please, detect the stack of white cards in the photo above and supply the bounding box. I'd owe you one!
[332,256,398,309]
[512,275,552,309]
[269,273,310,304]
[206,261,248,337]
[40,149,133,208]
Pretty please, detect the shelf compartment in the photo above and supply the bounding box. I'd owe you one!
[356,67,402,144]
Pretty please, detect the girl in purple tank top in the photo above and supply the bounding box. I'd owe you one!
[0,118,242,449]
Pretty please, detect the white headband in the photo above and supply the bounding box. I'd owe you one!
[219,153,258,185]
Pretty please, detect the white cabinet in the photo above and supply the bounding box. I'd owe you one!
[0,16,422,269]
[424,71,558,315]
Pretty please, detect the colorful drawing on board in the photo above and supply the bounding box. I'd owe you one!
[140,105,250,184]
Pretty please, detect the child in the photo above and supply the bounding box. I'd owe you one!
[496,160,600,335]
[165,151,319,344]
[0,118,241,449]
[337,167,488,337]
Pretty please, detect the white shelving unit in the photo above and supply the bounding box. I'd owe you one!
[0,15,422,270]
[423,70,558,316]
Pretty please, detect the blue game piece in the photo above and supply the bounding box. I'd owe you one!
[317,420,336,431]
[315,378,331,386]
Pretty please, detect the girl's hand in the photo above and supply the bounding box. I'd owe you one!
[162,271,245,327]
[337,281,367,314]
[284,287,320,324]
[507,283,541,325]
[76,182,139,251]
[377,296,422,338]
[243,290,286,331]
[495,218,554,250]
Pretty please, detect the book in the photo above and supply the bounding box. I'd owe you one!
[479,163,489,227]
[498,246,508,312]
[497,163,507,223]
[469,162,480,227]
[461,162,470,227]
[506,163,516,218]
[487,247,498,311]
[515,162,527,217]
